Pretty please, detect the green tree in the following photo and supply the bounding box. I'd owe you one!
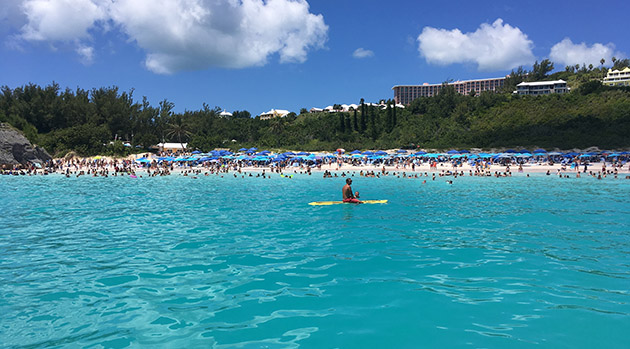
[166,115,191,152]
[531,59,554,81]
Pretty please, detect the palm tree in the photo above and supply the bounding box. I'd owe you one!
[166,115,191,153]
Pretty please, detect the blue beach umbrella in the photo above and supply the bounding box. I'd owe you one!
[459,149,471,154]
[297,151,310,156]
[350,150,362,154]
[375,150,388,155]
[238,148,247,152]
[191,150,201,154]
[447,150,459,154]
[362,151,374,155]
[396,149,407,154]
[534,148,547,153]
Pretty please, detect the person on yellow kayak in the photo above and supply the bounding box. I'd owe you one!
[342,178,362,203]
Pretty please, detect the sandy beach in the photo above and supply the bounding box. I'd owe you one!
[6,151,624,178]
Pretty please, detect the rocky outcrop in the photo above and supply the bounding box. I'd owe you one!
[0,123,51,167]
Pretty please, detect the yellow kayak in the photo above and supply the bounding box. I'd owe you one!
[308,200,388,206]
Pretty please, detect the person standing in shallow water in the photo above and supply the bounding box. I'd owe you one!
[342,178,362,203]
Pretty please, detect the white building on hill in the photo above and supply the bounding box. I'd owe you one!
[603,67,630,87]
[515,80,569,95]
[260,109,290,120]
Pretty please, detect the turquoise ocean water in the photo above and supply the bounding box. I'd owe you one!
[1,173,629,348]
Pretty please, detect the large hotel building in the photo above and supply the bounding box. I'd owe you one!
[393,76,506,105]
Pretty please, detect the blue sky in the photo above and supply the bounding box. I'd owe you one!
[1,0,628,116]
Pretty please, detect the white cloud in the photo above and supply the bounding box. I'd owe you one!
[75,44,94,65]
[417,18,535,71]
[550,38,622,67]
[353,47,373,59]
[20,0,106,41]
[10,0,328,74]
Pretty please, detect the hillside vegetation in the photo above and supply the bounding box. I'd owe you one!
[1,61,629,156]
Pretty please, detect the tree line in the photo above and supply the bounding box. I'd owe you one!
[1,60,629,156]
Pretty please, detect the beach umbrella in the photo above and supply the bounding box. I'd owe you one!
[446,150,459,154]
[517,149,531,154]
[259,150,271,154]
[504,149,517,153]
[498,153,514,158]
[414,151,427,155]
[459,149,471,154]
[191,150,201,154]
[297,151,310,156]
[362,151,374,155]
[468,154,479,159]
[451,154,464,159]
[238,148,247,151]
[548,152,563,156]
[350,150,361,154]
[375,150,388,155]
[396,149,407,154]
[336,148,345,154]
[534,148,547,153]
[283,151,296,156]
[533,153,548,157]
[516,153,532,158]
